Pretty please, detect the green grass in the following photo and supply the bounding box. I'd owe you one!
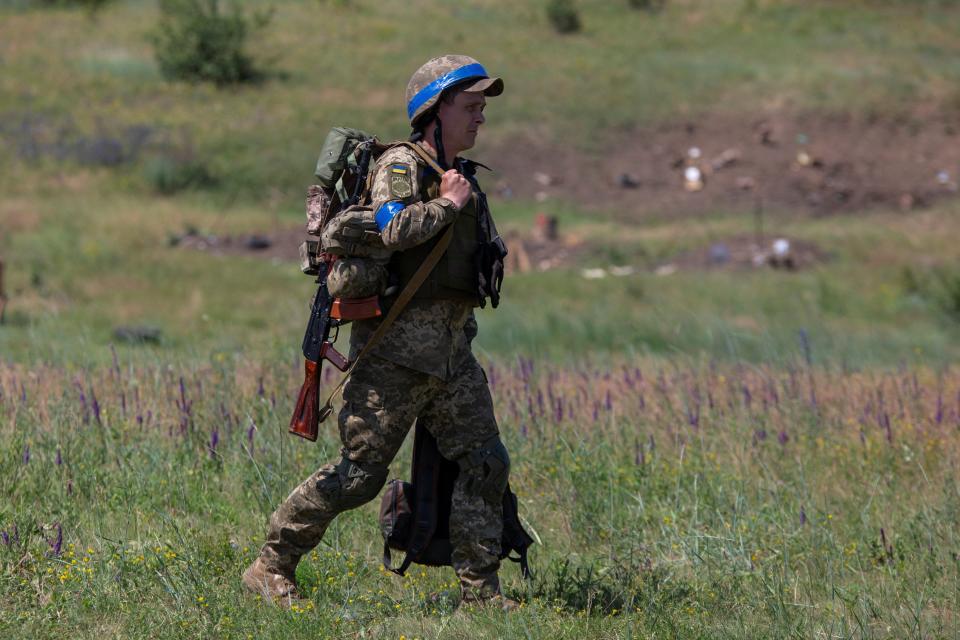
[3,0,960,200]
[3,189,958,367]
[4,1,960,636]
[3,356,959,638]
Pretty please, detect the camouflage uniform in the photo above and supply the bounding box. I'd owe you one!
[257,140,508,599]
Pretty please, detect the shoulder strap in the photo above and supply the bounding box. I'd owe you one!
[316,144,454,419]
[395,140,445,175]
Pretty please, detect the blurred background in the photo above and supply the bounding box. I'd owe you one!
[1,0,958,368]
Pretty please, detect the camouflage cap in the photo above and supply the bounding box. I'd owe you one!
[405,55,504,127]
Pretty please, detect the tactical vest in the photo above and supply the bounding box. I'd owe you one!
[390,164,480,303]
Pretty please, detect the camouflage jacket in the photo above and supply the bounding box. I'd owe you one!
[348,143,480,380]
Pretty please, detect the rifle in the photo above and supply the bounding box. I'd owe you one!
[288,257,350,441]
[288,141,376,441]
[289,140,450,442]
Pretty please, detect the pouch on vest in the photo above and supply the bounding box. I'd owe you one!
[378,425,534,578]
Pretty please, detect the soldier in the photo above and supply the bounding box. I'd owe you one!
[242,55,515,610]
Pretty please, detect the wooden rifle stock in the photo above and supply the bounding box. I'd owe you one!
[289,359,323,441]
[289,343,348,441]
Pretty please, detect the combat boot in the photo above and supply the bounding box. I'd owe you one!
[241,557,304,607]
[458,592,521,612]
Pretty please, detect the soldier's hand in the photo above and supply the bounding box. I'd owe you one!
[440,169,471,211]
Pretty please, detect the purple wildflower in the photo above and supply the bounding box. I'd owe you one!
[56,449,62,466]
[75,381,89,424]
[48,523,62,557]
[1,531,9,546]
[91,388,101,426]
[22,445,29,465]
[935,385,944,425]
[778,430,789,445]
[800,506,807,525]
[209,429,219,459]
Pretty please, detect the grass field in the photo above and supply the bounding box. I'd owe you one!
[3,356,960,638]
[3,0,960,638]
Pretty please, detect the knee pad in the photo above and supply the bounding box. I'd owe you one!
[458,435,510,502]
[318,457,389,511]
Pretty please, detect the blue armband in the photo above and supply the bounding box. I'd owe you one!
[375,201,405,231]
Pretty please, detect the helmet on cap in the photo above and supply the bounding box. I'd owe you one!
[405,55,504,128]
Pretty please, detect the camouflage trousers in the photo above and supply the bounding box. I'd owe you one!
[260,353,505,599]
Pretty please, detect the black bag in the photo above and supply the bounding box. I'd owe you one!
[378,425,534,578]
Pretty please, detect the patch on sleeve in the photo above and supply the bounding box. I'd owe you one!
[388,163,413,199]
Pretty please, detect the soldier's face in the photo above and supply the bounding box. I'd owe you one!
[438,91,486,152]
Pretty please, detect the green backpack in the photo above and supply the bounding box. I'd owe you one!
[302,127,391,300]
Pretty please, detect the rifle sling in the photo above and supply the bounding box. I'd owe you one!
[318,142,454,416]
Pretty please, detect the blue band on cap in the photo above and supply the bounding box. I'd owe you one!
[407,63,488,121]
[375,200,405,231]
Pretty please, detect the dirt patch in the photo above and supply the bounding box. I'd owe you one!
[172,227,308,262]
[487,110,960,220]
[661,234,829,274]
[175,225,591,274]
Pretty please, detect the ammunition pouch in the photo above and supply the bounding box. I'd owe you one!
[327,257,389,300]
[320,206,391,260]
[457,435,510,502]
[326,456,389,510]
[476,234,507,309]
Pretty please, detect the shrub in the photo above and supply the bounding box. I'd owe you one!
[31,0,112,11]
[899,265,960,322]
[144,155,216,194]
[150,0,271,86]
[628,0,666,11]
[932,269,960,321]
[546,0,580,34]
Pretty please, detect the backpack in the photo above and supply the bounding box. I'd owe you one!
[378,424,535,579]
[302,127,392,305]
[303,128,448,308]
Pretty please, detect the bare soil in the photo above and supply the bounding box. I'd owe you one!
[487,110,960,220]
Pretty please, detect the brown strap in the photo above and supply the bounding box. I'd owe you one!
[396,141,446,175]
[317,142,455,415]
